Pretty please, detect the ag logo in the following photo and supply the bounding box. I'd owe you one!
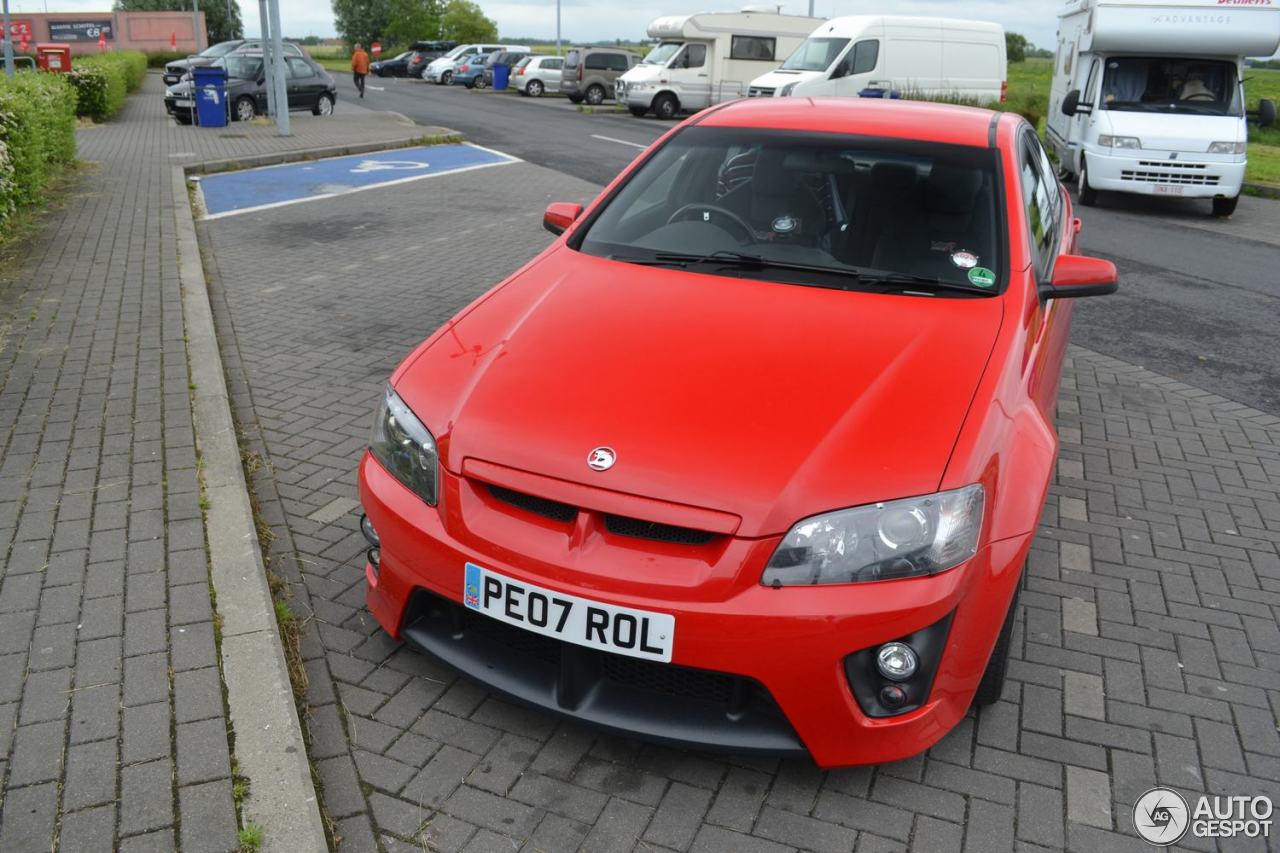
[1133,788,1189,845]
[587,447,616,472]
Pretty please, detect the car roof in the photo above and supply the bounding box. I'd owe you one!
[698,97,1006,148]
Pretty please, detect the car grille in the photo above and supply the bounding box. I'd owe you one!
[1121,162,1220,186]
[747,86,775,98]
[484,483,721,546]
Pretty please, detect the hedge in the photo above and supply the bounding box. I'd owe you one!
[146,50,190,68]
[69,51,148,120]
[0,71,78,224]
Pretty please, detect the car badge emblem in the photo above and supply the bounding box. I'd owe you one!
[772,215,798,234]
[587,447,616,471]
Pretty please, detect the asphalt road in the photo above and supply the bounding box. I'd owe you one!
[341,75,1280,415]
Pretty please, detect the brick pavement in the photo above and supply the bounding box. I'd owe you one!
[0,75,426,851]
[199,139,1280,850]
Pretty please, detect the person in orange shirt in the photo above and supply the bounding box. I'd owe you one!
[351,43,371,99]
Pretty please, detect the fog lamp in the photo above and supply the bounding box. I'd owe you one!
[876,642,918,681]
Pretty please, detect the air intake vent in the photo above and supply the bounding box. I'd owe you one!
[487,485,577,522]
[604,515,717,545]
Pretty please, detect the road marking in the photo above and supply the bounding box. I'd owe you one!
[591,134,648,150]
[349,159,430,173]
[367,84,386,91]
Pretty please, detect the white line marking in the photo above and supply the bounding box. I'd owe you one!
[367,84,385,91]
[591,134,647,150]
[201,159,519,220]
[198,141,520,180]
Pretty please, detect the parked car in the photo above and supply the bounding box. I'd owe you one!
[357,96,1117,767]
[483,50,533,87]
[164,53,336,124]
[560,46,639,104]
[406,43,460,79]
[426,43,529,84]
[371,50,414,77]
[451,53,495,89]
[163,39,305,86]
[511,55,564,97]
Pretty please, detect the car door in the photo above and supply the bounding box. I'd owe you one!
[672,43,710,108]
[829,38,881,98]
[285,56,321,108]
[543,58,563,91]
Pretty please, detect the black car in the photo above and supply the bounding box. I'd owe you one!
[164,53,337,124]
[371,50,413,77]
[163,39,308,86]
[405,41,457,78]
[482,50,532,87]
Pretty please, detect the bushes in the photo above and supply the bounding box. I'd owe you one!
[0,71,78,223]
[69,51,148,120]
[146,50,190,68]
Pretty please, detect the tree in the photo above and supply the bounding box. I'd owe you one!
[440,0,497,43]
[332,0,393,48]
[385,0,444,46]
[112,0,244,45]
[1005,31,1029,64]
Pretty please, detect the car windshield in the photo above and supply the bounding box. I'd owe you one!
[577,126,1003,295]
[221,56,263,80]
[780,37,849,72]
[202,41,240,58]
[1100,57,1242,116]
[391,51,411,61]
[515,57,533,68]
[642,42,684,65]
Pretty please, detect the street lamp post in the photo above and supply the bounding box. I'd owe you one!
[267,0,289,135]
[257,0,275,116]
[556,0,561,57]
[192,0,203,52]
[3,0,15,79]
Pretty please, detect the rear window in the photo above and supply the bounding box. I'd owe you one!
[564,50,581,67]
[730,36,776,61]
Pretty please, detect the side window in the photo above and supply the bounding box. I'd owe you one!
[1083,59,1099,102]
[607,54,630,71]
[1020,133,1062,273]
[682,44,706,69]
[545,59,563,70]
[730,36,775,61]
[286,44,303,57]
[850,39,879,75]
[287,57,314,79]
[586,53,609,70]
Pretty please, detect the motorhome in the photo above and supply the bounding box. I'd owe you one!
[617,8,824,119]
[748,16,1007,102]
[1046,0,1279,217]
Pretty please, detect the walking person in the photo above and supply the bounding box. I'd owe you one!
[352,43,371,98]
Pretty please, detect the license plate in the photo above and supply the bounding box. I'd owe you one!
[1154,184,1183,196]
[175,99,193,108]
[464,563,675,662]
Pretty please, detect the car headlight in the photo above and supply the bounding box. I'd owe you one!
[1097,135,1141,149]
[779,82,798,97]
[762,485,984,586]
[369,385,439,505]
[1207,141,1246,155]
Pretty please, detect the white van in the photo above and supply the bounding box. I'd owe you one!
[748,16,1006,102]
[1046,0,1279,217]
[617,8,824,119]
[425,44,531,84]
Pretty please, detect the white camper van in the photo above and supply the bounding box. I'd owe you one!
[617,8,824,119]
[1046,0,1279,217]
[748,16,1007,102]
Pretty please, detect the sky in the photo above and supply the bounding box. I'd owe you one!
[18,1,1069,49]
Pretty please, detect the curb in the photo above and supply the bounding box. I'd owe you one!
[1243,182,1280,200]
[171,165,328,850]
[185,127,457,176]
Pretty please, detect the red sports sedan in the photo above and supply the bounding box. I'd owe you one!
[358,97,1116,767]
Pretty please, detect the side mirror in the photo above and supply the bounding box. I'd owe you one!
[1041,255,1118,300]
[1061,89,1089,116]
[1255,98,1276,128]
[543,202,583,236]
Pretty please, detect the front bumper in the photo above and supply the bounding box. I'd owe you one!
[1085,147,1245,198]
[359,453,1031,767]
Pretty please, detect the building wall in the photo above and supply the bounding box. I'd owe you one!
[5,11,209,56]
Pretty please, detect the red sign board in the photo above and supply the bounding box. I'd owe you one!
[371,41,382,57]
[7,19,33,40]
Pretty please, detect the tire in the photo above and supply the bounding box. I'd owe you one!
[312,93,334,116]
[1212,195,1239,217]
[653,92,679,120]
[175,113,193,125]
[566,94,583,104]
[1078,157,1098,207]
[585,83,605,105]
[464,80,475,90]
[527,79,544,98]
[628,105,648,117]
[233,96,256,123]
[973,575,1022,707]
[441,70,452,86]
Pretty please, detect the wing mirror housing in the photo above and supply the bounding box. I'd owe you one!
[543,202,583,236]
[1041,255,1118,300]
[1061,89,1092,117]
[1252,98,1276,128]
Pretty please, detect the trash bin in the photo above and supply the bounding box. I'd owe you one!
[858,87,902,99]
[493,63,510,91]
[35,43,72,73]
[193,66,229,128]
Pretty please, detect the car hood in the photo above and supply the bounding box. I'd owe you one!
[396,251,1003,537]
[1097,109,1244,151]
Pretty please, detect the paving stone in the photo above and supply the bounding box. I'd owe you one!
[122,702,172,765]
[63,738,120,811]
[56,804,117,852]
[175,717,232,785]
[178,780,240,853]
[119,758,175,836]
[0,781,58,852]
[1065,766,1112,830]
[643,781,714,850]
[754,804,858,853]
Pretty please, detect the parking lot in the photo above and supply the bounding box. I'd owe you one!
[192,80,1280,852]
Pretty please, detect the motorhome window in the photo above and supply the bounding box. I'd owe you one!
[780,37,850,72]
[577,127,1004,295]
[643,42,684,65]
[680,44,707,69]
[731,36,776,61]
[1101,58,1241,116]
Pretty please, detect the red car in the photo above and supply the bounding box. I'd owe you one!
[358,97,1116,767]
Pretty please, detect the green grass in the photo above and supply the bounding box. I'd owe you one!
[236,823,263,853]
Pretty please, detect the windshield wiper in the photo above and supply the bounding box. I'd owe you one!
[855,272,991,296]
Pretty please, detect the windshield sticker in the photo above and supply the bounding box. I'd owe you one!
[968,267,997,288]
[951,251,978,270]
[772,215,798,234]
[930,240,957,253]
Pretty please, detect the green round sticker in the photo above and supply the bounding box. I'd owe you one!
[968,267,996,288]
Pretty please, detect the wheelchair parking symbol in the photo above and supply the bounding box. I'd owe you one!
[349,160,431,174]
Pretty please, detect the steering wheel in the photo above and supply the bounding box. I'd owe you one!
[666,203,755,243]
[1183,93,1216,102]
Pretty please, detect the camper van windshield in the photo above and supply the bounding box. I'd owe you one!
[780,38,850,72]
[577,126,1003,296]
[1100,58,1241,116]
[643,42,685,65]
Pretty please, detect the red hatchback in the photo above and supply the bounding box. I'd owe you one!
[358,97,1116,767]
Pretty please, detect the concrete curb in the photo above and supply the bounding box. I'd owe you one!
[171,164,328,851]
[185,127,456,176]
[1243,182,1280,200]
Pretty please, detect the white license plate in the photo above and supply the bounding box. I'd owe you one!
[464,563,675,662]
[175,99,193,108]
[1153,184,1184,196]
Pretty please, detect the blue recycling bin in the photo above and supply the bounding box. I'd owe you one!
[858,87,902,99]
[493,63,510,91]
[193,66,228,128]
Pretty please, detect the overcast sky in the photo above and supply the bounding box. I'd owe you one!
[20,1,1068,49]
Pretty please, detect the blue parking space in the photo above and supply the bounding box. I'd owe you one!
[197,143,518,218]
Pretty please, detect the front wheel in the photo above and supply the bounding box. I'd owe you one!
[233,96,256,123]
[527,79,544,98]
[973,576,1022,707]
[1078,158,1098,207]
[313,93,334,116]
[1212,195,1239,217]
[475,77,487,90]
[628,105,647,117]
[653,92,679,120]
[440,70,453,86]
[585,83,606,106]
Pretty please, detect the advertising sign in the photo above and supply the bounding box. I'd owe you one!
[48,20,115,43]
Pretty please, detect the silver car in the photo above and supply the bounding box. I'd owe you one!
[511,55,563,97]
